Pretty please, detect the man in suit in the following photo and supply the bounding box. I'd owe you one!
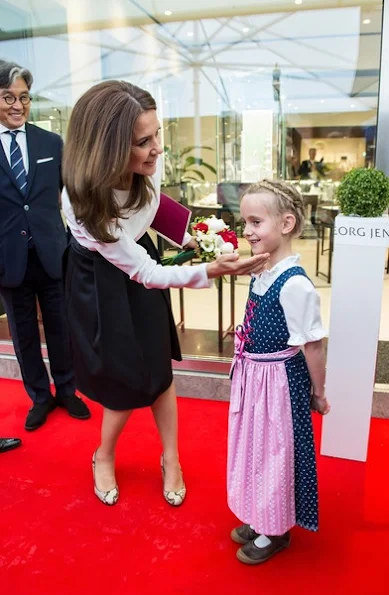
[0,60,90,430]
[298,148,325,180]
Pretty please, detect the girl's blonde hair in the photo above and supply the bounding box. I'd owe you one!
[241,179,305,237]
[63,80,157,243]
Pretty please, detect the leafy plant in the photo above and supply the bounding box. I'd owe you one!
[164,145,217,185]
[336,168,389,217]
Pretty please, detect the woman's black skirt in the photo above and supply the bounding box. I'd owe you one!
[64,233,182,410]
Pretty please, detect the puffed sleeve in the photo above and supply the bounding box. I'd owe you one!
[279,275,326,346]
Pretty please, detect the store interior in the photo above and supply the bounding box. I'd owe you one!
[0,0,387,358]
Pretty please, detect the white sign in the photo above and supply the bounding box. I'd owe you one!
[334,215,389,247]
[321,213,388,462]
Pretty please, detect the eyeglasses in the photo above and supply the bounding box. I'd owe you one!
[2,94,32,106]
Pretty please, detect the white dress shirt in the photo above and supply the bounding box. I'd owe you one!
[252,254,326,346]
[62,158,210,291]
[0,122,29,173]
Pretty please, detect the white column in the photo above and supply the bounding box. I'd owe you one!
[321,215,389,461]
[66,0,102,104]
[192,22,201,150]
[241,110,273,182]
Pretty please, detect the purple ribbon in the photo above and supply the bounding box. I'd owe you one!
[235,298,256,358]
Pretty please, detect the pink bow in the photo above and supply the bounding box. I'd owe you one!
[235,298,256,358]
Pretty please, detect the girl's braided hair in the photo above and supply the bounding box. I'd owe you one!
[241,179,305,237]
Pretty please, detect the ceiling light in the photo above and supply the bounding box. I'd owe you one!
[187,31,194,37]
[295,0,303,4]
[363,19,371,24]
[350,104,356,108]
[320,99,325,103]
[242,27,249,33]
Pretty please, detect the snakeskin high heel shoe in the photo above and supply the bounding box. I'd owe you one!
[92,451,119,506]
[160,454,186,506]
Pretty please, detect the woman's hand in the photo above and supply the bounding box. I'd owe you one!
[183,237,198,250]
[206,252,269,279]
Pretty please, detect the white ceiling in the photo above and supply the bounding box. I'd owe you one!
[0,0,383,120]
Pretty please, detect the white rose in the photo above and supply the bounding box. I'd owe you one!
[205,217,226,233]
[215,234,224,248]
[220,242,234,254]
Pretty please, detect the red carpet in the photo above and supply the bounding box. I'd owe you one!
[0,378,388,595]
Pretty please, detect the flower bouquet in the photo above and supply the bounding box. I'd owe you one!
[161,215,239,266]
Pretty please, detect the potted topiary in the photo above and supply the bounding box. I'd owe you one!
[322,167,389,462]
[336,167,389,217]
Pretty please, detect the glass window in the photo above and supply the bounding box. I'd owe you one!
[0,0,386,359]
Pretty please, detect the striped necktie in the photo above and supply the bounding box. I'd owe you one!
[7,130,27,195]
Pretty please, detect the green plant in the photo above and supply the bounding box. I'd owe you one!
[164,145,217,185]
[336,168,389,217]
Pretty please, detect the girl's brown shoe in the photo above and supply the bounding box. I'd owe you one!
[236,532,291,565]
[230,524,260,544]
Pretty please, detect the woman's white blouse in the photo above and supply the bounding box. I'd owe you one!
[251,254,326,346]
[61,159,210,290]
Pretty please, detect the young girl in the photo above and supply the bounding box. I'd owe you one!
[227,179,330,565]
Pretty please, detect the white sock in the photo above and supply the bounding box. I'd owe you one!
[254,534,271,548]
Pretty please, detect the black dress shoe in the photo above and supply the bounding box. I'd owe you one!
[0,437,22,453]
[25,398,56,431]
[56,394,91,420]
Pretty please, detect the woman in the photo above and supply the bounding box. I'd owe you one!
[62,80,269,507]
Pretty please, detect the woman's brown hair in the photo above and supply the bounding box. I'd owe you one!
[63,80,157,243]
[241,179,305,237]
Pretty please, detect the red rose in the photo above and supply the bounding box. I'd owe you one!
[193,222,208,233]
[218,229,239,249]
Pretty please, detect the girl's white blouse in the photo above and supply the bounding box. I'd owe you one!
[62,159,210,290]
[251,254,326,346]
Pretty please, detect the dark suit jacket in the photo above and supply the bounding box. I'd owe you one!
[0,123,67,288]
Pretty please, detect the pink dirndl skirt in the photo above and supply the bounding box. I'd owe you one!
[227,343,300,536]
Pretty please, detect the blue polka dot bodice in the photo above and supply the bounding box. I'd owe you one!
[242,266,308,354]
[237,265,319,532]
